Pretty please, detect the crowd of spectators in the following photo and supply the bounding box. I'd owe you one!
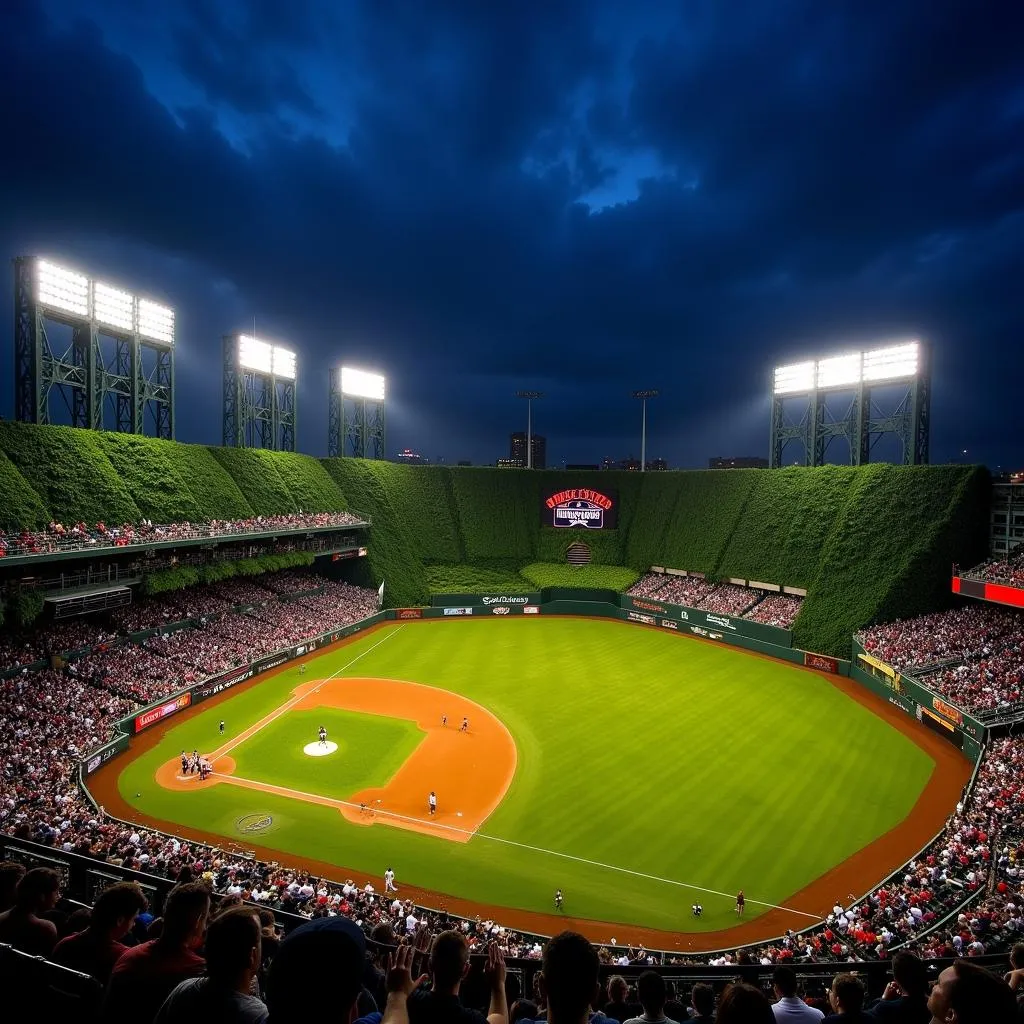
[746,593,804,629]
[859,605,1024,718]
[0,511,364,559]
[627,573,804,626]
[964,547,1024,588]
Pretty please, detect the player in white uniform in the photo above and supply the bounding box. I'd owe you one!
[318,725,328,748]
[384,867,397,893]
[428,791,437,816]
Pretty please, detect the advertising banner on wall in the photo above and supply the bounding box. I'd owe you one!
[443,607,474,616]
[541,487,619,530]
[619,595,792,648]
[134,692,192,733]
[396,608,423,620]
[431,593,542,608]
[804,652,840,674]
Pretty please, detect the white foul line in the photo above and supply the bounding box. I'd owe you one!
[213,624,407,760]
[209,768,820,921]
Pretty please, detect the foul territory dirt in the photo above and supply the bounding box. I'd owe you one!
[88,621,971,953]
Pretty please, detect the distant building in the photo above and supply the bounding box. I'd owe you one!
[619,457,641,472]
[566,464,599,471]
[395,449,429,465]
[496,458,525,468]
[709,456,769,470]
[645,458,668,471]
[457,460,472,467]
[600,457,616,471]
[510,432,546,469]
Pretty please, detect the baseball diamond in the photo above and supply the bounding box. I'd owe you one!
[89,616,968,950]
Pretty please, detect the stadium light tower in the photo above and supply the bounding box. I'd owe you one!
[329,367,386,458]
[14,256,175,436]
[222,333,297,450]
[515,390,544,469]
[632,390,659,472]
[769,340,929,467]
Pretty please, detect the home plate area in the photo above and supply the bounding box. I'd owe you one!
[303,740,338,757]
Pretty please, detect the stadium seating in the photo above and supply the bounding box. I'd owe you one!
[626,573,804,627]
[859,605,1024,719]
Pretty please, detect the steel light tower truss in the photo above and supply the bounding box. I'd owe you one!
[329,366,386,458]
[222,335,297,451]
[769,342,930,468]
[14,256,175,437]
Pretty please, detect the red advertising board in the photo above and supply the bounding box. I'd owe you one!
[396,608,423,620]
[804,651,840,674]
[135,692,192,732]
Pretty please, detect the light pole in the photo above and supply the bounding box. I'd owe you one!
[515,390,544,468]
[632,390,659,471]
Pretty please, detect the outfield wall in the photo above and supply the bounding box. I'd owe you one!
[851,639,984,760]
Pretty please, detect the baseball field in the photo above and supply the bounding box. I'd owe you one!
[90,617,970,950]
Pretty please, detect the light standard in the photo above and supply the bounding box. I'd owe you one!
[515,390,544,468]
[632,390,659,471]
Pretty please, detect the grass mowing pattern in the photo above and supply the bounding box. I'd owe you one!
[115,619,935,934]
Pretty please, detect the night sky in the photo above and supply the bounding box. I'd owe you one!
[0,1,1022,469]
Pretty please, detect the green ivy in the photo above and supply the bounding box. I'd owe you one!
[9,589,44,628]
[0,448,49,531]
[519,562,640,590]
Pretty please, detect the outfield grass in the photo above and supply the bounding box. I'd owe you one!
[113,619,936,934]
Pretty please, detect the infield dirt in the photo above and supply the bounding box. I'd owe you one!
[89,621,970,952]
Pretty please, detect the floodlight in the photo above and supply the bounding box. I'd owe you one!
[36,258,89,317]
[816,352,862,390]
[94,281,135,333]
[862,342,919,383]
[773,361,815,395]
[138,299,175,344]
[272,346,296,380]
[341,367,386,400]
[238,335,273,374]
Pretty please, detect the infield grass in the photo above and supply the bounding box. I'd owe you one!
[113,618,938,935]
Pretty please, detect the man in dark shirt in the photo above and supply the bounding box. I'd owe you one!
[52,881,148,985]
[407,930,507,1024]
[0,866,60,956]
[604,975,638,1023]
[868,951,931,1024]
[823,974,870,1023]
[689,982,716,1022]
[103,881,210,1023]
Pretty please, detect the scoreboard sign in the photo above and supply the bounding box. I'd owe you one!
[541,487,618,530]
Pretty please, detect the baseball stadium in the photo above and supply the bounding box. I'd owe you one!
[1,260,1023,1016]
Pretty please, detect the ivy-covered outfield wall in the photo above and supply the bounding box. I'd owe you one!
[0,423,990,657]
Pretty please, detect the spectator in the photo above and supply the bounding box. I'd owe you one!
[155,906,267,1023]
[605,975,637,1022]
[407,930,507,1024]
[264,916,377,1024]
[624,970,679,1024]
[823,974,867,1023]
[870,951,931,1023]
[0,860,26,912]
[925,961,1018,1024]
[103,881,211,1023]
[531,931,602,1024]
[771,965,824,1022]
[718,982,775,1024]
[1005,942,1024,1016]
[690,982,716,1022]
[511,1000,539,1023]
[0,866,60,955]
[52,881,147,985]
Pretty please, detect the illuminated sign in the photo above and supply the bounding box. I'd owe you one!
[542,487,618,530]
[135,692,191,732]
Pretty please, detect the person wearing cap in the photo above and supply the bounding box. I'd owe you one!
[265,915,380,1024]
[407,930,507,1024]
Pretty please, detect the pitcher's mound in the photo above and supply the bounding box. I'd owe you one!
[303,741,338,757]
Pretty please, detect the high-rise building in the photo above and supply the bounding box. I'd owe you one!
[708,456,769,469]
[510,431,546,469]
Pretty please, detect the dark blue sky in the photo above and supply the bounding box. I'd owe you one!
[1,0,1022,468]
